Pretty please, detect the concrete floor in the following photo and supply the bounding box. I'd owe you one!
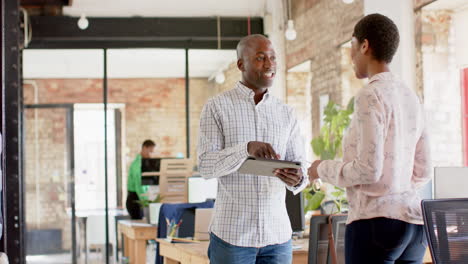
[26,252,115,264]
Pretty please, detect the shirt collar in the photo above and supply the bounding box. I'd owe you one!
[368,72,396,84]
[235,81,271,101]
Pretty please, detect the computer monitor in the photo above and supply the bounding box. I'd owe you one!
[188,176,217,203]
[286,189,305,232]
[141,158,161,185]
[142,158,161,172]
[434,167,468,199]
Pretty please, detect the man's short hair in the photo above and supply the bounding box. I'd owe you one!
[352,13,400,63]
[142,139,155,148]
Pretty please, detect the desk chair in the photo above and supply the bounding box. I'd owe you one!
[159,159,192,203]
[308,215,330,264]
[328,215,347,264]
[308,214,347,264]
[422,199,468,264]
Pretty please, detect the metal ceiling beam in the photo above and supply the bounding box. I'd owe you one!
[20,0,70,6]
[28,16,264,49]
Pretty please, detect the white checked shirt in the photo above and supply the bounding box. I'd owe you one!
[197,81,309,248]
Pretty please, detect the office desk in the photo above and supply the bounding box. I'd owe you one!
[118,220,157,264]
[156,238,309,264]
[423,248,432,263]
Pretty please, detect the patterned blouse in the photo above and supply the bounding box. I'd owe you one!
[317,72,432,225]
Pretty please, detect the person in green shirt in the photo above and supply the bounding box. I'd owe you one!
[125,139,156,219]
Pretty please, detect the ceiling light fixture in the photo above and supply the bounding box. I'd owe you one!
[77,14,89,30]
[342,0,354,4]
[285,0,297,41]
[285,20,297,41]
[215,72,226,84]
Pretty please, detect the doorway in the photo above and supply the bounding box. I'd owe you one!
[23,104,76,264]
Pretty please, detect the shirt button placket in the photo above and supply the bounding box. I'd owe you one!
[254,102,263,245]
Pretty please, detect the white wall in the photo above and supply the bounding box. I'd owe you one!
[421,8,464,167]
[454,6,468,68]
[364,0,417,91]
[264,0,287,101]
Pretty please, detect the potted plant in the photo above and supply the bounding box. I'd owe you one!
[304,98,354,214]
[136,194,163,224]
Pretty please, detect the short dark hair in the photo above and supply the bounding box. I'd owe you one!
[352,13,400,63]
[142,139,155,148]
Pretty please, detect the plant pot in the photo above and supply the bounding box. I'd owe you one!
[149,203,162,225]
[143,207,150,223]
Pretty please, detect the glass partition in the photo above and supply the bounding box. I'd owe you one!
[23,49,107,264]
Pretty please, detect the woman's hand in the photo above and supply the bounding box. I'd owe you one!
[275,168,303,187]
[307,160,322,182]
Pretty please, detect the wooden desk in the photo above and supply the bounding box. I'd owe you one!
[423,247,432,263]
[118,220,157,264]
[157,238,309,264]
[292,238,309,263]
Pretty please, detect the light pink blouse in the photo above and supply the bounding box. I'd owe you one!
[317,72,432,225]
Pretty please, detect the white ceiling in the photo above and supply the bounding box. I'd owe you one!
[26,0,261,79]
[424,0,468,10]
[23,49,237,79]
[63,0,267,17]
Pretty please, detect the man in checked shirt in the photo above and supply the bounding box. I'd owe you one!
[197,34,309,264]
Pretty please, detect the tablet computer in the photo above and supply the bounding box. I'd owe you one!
[238,156,301,176]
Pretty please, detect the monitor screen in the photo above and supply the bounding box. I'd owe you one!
[434,167,468,199]
[286,189,305,232]
[188,176,217,203]
[141,158,161,173]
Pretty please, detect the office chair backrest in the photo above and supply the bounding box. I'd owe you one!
[159,159,192,203]
[308,214,347,264]
[422,199,468,264]
[308,215,330,264]
[328,215,347,264]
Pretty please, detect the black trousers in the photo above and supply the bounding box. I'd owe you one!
[345,217,427,264]
[126,191,143,220]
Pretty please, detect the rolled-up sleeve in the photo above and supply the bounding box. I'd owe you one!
[318,88,385,188]
[197,101,250,179]
[284,110,309,194]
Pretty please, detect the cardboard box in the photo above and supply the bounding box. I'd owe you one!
[194,208,213,241]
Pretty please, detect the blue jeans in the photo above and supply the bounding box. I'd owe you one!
[208,233,292,264]
[345,217,428,264]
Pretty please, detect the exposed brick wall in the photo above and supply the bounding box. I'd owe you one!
[190,79,217,163]
[415,8,425,99]
[340,45,366,107]
[287,72,310,111]
[23,77,215,250]
[286,72,313,159]
[418,9,463,167]
[23,78,213,159]
[287,0,364,137]
[287,0,363,69]
[24,108,72,249]
[212,62,241,94]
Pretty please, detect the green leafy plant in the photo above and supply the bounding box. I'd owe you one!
[304,98,354,213]
[311,99,354,160]
[135,194,163,207]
